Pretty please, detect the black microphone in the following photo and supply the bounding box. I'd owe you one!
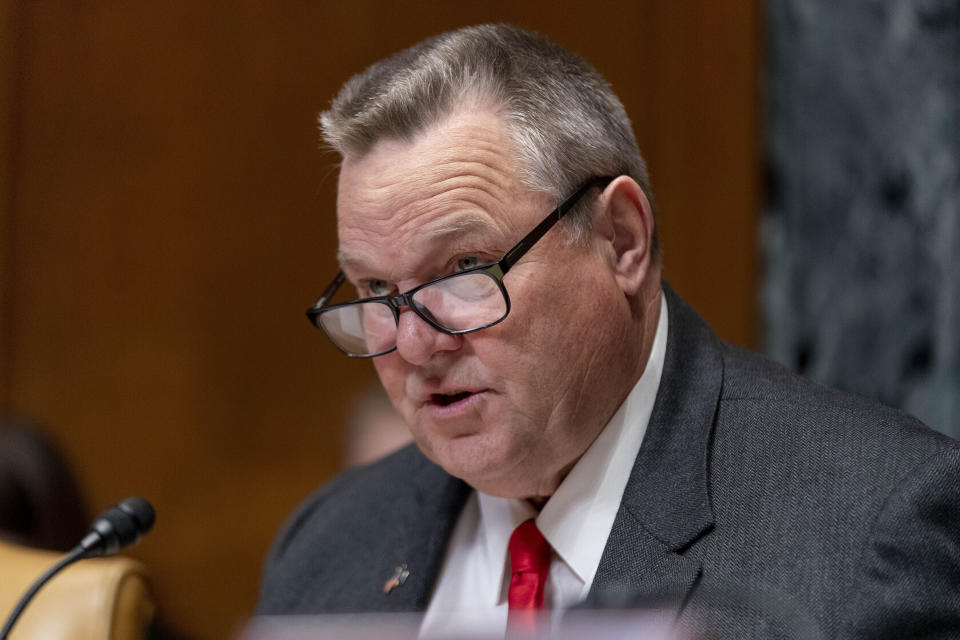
[0,497,155,640]
[80,496,156,556]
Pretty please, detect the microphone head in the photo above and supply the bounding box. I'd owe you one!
[117,497,155,533]
[81,497,155,556]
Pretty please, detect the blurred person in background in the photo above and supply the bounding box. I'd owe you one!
[0,416,88,551]
[343,384,413,468]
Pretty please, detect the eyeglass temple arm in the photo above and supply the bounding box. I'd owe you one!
[499,176,614,272]
[311,270,346,310]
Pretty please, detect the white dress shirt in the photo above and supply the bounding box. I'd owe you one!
[420,296,668,639]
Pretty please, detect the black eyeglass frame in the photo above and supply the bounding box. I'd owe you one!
[307,175,615,357]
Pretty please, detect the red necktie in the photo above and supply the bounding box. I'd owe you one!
[507,518,551,634]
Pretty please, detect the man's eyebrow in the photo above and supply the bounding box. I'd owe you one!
[336,248,366,273]
[420,213,495,240]
[337,213,497,272]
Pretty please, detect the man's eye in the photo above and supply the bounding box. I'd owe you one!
[456,257,480,272]
[367,280,392,296]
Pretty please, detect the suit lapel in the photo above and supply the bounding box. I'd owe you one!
[372,454,471,611]
[591,284,720,605]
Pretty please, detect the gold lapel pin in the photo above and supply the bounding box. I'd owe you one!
[383,564,410,594]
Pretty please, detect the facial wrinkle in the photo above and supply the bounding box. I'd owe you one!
[348,170,509,233]
[352,127,516,205]
[417,170,513,207]
[383,186,520,257]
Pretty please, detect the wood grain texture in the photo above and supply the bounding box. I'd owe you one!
[1,2,759,638]
[0,0,19,408]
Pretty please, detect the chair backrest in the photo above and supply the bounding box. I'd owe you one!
[0,540,155,640]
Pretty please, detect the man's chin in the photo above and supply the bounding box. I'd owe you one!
[423,441,552,499]
[416,433,522,493]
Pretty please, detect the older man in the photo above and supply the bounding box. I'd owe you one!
[258,24,960,638]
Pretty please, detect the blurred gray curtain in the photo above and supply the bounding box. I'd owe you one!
[764,0,959,438]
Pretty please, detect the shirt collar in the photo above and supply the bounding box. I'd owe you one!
[477,294,669,593]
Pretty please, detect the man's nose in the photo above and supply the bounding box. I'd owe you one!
[394,308,462,365]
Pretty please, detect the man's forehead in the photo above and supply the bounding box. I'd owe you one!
[333,108,538,275]
[337,107,520,197]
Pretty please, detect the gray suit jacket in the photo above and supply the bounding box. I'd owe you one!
[258,286,960,638]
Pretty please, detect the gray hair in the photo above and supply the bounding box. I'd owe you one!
[320,24,657,249]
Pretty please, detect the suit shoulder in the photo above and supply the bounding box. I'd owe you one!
[716,341,957,468]
[265,444,427,564]
[719,341,876,409]
[258,444,468,614]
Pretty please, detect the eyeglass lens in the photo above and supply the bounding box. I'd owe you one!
[319,271,508,355]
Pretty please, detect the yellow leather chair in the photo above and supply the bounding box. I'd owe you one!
[0,540,155,640]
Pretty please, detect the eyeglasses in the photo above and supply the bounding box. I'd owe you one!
[307,176,614,357]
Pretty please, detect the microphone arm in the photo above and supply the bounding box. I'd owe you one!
[0,497,155,640]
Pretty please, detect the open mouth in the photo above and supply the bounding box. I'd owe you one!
[431,391,474,407]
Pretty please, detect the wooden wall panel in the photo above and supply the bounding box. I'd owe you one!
[644,3,761,348]
[2,2,759,638]
[0,0,17,406]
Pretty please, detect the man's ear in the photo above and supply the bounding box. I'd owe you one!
[596,176,655,297]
